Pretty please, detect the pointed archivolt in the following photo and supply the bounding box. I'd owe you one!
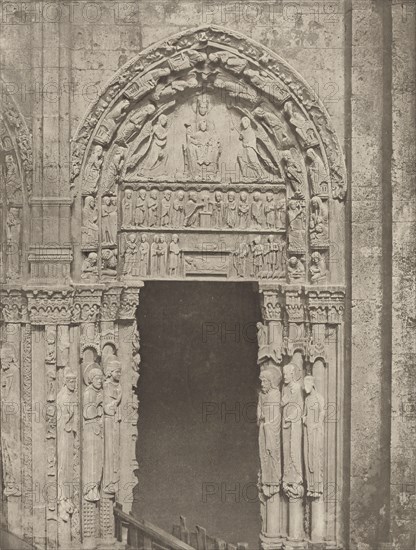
[71,25,346,201]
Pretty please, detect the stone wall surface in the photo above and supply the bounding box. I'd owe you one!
[0,0,414,549]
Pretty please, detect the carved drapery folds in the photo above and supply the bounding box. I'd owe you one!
[71,26,345,287]
[257,285,344,549]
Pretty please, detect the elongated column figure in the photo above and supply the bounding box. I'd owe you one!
[282,362,304,547]
[303,375,325,542]
[258,367,283,549]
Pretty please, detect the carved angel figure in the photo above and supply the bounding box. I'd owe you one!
[310,251,327,284]
[133,114,169,178]
[283,101,317,148]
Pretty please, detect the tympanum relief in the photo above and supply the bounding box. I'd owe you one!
[74,27,344,286]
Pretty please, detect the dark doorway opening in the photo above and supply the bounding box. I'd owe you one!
[133,282,261,549]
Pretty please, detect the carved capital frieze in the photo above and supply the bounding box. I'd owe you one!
[101,287,123,321]
[284,288,305,323]
[259,284,283,322]
[0,288,28,323]
[119,284,143,320]
[72,287,104,323]
[306,287,345,325]
[25,288,74,325]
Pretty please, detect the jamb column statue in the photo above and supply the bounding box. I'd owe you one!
[57,368,78,546]
[82,363,104,548]
[303,375,325,543]
[258,367,283,550]
[282,362,305,548]
[100,355,122,545]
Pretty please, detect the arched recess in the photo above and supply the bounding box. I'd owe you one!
[0,81,33,282]
[69,26,347,550]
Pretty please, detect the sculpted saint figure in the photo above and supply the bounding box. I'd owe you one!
[161,190,173,226]
[264,192,276,229]
[306,149,329,196]
[225,191,238,228]
[168,234,181,276]
[82,196,99,246]
[238,191,250,228]
[251,236,264,277]
[82,364,104,502]
[83,145,103,194]
[184,191,203,227]
[251,192,264,229]
[258,368,282,495]
[287,256,305,283]
[57,369,77,502]
[310,251,327,283]
[102,356,122,496]
[303,375,325,497]
[135,189,147,227]
[81,252,98,281]
[138,234,150,276]
[101,196,115,245]
[123,234,138,276]
[172,190,185,227]
[147,189,159,227]
[309,196,328,243]
[136,114,169,178]
[282,363,304,499]
[122,189,134,227]
[212,191,225,228]
[288,199,306,252]
[233,241,249,277]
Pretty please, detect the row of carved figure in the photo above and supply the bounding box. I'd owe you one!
[258,364,324,499]
[121,188,286,230]
[82,192,328,251]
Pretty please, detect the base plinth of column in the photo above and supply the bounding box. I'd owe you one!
[282,539,306,550]
[260,533,285,550]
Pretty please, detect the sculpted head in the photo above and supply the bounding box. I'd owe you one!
[93,145,103,157]
[64,369,77,392]
[150,189,158,200]
[172,234,179,243]
[105,359,122,382]
[158,114,168,127]
[241,116,251,130]
[228,191,235,202]
[139,189,146,199]
[240,191,247,202]
[164,190,172,200]
[215,190,222,202]
[304,375,315,394]
[177,190,185,200]
[283,363,296,385]
[125,188,132,199]
[189,191,198,202]
[87,366,103,390]
[260,368,281,394]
